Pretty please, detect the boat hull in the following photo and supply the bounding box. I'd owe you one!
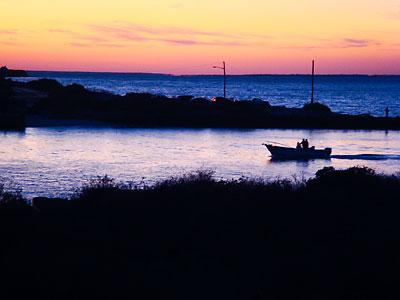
[264,144,332,159]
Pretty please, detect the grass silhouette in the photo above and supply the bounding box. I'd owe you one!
[1,167,400,299]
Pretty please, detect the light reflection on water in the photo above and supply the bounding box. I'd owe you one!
[0,127,400,198]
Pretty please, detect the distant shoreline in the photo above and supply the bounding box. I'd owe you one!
[20,70,400,77]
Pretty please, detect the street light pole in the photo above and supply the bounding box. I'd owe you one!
[311,60,315,104]
[213,61,226,98]
[223,61,226,98]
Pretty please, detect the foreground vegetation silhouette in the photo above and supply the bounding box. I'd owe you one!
[1,166,400,299]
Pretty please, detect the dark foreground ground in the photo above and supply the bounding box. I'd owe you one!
[1,77,400,130]
[1,166,400,299]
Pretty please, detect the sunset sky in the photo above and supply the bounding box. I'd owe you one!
[1,0,399,74]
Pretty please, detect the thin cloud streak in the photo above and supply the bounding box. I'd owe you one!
[49,28,110,42]
[104,21,260,39]
[158,38,245,46]
[342,38,380,48]
[90,22,270,46]
[70,42,126,48]
[50,22,261,47]
[276,38,381,50]
[0,40,22,46]
[48,29,74,34]
[0,29,18,35]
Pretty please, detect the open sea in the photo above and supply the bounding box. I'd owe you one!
[4,72,400,198]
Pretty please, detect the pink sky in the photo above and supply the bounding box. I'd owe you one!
[1,0,400,74]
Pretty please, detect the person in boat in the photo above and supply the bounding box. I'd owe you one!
[300,139,309,149]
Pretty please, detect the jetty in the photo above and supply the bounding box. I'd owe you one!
[2,77,400,130]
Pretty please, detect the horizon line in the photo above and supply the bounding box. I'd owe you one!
[24,69,400,76]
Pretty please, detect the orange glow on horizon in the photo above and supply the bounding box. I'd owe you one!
[1,0,400,74]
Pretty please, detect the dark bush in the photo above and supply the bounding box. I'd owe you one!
[26,78,63,92]
[176,95,194,102]
[0,78,14,98]
[213,97,233,104]
[0,66,7,78]
[303,101,332,113]
[64,83,87,94]
[252,98,271,107]
[0,183,29,210]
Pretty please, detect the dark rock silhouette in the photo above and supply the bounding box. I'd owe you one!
[0,78,25,129]
[4,78,400,130]
[0,77,13,97]
[26,78,63,92]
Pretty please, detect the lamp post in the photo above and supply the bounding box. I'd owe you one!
[311,60,315,104]
[213,61,226,98]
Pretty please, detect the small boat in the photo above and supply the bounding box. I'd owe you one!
[263,143,332,160]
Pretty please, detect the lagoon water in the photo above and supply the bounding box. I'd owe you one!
[14,72,400,117]
[1,127,400,198]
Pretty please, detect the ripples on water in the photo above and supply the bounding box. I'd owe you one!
[13,72,400,117]
[1,128,400,198]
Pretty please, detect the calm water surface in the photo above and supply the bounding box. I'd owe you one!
[1,127,400,198]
